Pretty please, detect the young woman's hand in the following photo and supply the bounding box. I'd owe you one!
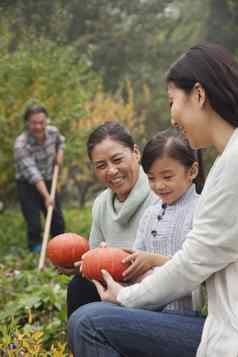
[93,270,123,304]
[122,250,156,282]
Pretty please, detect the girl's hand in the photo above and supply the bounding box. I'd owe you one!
[93,270,123,304]
[122,251,156,282]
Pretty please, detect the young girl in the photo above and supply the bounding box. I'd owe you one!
[122,128,204,315]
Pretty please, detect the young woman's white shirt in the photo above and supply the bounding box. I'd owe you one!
[118,128,238,357]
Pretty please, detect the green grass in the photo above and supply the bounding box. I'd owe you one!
[0,206,92,355]
[0,206,92,257]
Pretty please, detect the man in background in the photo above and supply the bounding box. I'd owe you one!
[14,105,65,252]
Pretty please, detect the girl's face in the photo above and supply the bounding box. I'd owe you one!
[168,82,211,149]
[147,156,198,204]
[91,137,140,202]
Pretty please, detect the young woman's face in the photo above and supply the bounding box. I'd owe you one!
[168,82,210,149]
[147,156,197,204]
[91,137,140,202]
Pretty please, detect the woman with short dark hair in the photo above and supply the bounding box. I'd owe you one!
[66,121,156,317]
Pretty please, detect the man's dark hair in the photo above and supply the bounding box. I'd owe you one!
[24,105,48,123]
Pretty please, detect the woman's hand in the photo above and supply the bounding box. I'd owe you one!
[78,243,107,278]
[93,270,123,304]
[122,250,156,282]
[56,265,79,276]
[56,260,82,276]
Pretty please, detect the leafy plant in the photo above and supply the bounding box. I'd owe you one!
[0,319,73,356]
[0,208,91,354]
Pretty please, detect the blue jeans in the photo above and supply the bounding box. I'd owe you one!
[68,302,205,357]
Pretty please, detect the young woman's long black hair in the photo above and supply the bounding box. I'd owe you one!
[166,43,238,128]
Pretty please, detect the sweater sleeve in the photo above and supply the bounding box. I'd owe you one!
[89,196,105,249]
[118,159,238,309]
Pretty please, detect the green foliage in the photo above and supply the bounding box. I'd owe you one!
[0,208,91,354]
[0,0,208,89]
[0,318,72,356]
[0,22,101,199]
[0,0,210,136]
[0,211,27,255]
[1,0,238,119]
[0,261,69,344]
[206,0,238,51]
[0,0,229,204]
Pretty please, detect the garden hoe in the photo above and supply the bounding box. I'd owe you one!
[38,165,59,270]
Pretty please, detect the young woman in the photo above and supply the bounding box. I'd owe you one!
[66,121,156,316]
[68,43,238,357]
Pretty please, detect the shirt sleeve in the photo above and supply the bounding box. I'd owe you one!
[118,162,238,309]
[14,145,43,184]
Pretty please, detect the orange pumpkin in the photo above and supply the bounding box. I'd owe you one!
[81,247,130,282]
[47,233,89,268]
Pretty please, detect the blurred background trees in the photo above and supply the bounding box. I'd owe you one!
[0,0,237,206]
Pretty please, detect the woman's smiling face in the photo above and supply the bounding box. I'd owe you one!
[91,137,140,202]
[168,82,211,150]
